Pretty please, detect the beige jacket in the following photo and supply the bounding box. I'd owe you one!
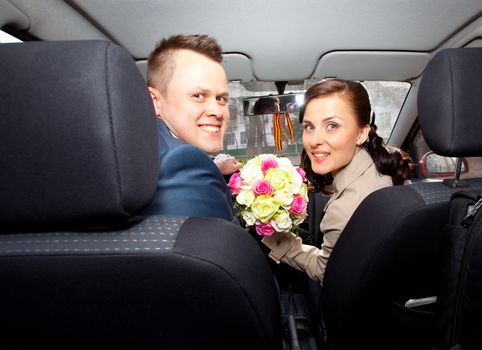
[262,149,393,284]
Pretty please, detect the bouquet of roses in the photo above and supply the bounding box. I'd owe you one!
[228,154,309,236]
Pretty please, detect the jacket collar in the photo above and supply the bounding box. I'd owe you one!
[326,148,374,206]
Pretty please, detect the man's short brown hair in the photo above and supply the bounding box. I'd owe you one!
[147,34,223,92]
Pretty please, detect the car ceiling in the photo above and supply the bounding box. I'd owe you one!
[2,0,482,83]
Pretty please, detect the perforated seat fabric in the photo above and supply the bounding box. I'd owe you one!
[322,48,482,349]
[0,216,282,348]
[323,179,482,348]
[0,40,282,349]
[0,40,159,229]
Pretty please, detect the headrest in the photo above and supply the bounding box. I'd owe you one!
[0,40,159,230]
[418,48,482,157]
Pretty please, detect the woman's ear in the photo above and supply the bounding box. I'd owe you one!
[148,86,162,116]
[357,124,370,145]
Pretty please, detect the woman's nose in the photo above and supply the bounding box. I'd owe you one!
[309,130,325,146]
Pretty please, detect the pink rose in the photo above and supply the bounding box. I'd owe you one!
[296,167,306,181]
[290,196,307,216]
[228,172,242,195]
[255,222,275,236]
[261,159,278,173]
[253,180,274,196]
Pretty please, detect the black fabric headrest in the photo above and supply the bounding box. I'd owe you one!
[0,40,159,229]
[418,48,482,157]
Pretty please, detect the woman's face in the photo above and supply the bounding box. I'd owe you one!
[302,94,369,177]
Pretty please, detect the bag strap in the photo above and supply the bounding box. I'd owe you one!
[462,194,482,227]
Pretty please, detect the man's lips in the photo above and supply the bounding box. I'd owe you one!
[198,124,221,133]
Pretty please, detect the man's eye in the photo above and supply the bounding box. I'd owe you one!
[193,93,204,99]
[217,96,228,103]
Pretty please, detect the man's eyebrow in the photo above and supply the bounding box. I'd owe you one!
[190,87,229,97]
[190,86,209,92]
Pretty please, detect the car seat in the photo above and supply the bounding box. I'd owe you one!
[0,40,282,349]
[321,47,482,349]
[419,47,482,350]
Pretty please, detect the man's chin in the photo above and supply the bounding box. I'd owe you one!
[195,143,222,155]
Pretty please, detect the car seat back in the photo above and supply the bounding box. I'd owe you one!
[0,40,282,349]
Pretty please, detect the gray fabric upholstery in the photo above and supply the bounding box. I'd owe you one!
[0,215,184,255]
[418,48,482,157]
[0,40,282,349]
[0,40,159,230]
[412,178,482,204]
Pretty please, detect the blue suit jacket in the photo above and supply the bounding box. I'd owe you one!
[142,119,235,223]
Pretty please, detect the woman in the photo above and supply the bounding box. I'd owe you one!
[262,79,411,284]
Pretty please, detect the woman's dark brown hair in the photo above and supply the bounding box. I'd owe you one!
[299,79,411,192]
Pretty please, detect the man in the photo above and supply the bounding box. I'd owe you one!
[143,34,241,222]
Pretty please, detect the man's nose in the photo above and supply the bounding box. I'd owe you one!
[206,98,224,118]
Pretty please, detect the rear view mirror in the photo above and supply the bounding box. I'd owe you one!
[243,93,303,116]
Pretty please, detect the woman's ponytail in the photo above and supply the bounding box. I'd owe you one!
[365,114,412,185]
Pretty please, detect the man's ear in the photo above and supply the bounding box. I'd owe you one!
[148,86,162,116]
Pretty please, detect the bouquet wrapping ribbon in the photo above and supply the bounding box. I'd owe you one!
[273,112,295,151]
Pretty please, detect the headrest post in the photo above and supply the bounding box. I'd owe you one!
[443,158,468,188]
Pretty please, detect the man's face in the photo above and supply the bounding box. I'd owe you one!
[150,49,229,154]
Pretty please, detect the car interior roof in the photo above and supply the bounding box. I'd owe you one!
[2,0,482,147]
[3,0,482,81]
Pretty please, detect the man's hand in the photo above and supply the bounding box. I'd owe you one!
[214,153,243,175]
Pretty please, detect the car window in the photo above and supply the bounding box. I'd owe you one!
[222,80,410,165]
[0,30,22,43]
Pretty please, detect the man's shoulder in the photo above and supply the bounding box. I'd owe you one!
[160,143,220,173]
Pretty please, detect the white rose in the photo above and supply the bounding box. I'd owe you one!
[274,190,294,209]
[290,169,303,194]
[236,189,255,207]
[240,163,263,186]
[242,210,257,226]
[276,157,294,173]
[293,214,307,226]
[271,211,293,232]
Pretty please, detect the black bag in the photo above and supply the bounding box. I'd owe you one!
[437,191,482,350]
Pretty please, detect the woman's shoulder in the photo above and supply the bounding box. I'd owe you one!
[362,163,393,189]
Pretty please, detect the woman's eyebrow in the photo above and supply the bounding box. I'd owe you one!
[321,115,339,122]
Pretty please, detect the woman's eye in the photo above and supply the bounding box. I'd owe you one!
[326,123,338,130]
[303,124,313,131]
